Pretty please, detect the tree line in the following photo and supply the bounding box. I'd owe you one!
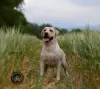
[0,0,82,39]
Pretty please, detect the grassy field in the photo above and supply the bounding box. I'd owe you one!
[0,28,100,89]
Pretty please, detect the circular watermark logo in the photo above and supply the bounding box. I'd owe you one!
[11,72,24,85]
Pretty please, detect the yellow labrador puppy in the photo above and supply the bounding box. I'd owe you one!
[40,27,69,80]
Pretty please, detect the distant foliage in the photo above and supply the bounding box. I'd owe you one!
[0,0,27,27]
[71,28,82,33]
[22,23,68,39]
[60,28,68,34]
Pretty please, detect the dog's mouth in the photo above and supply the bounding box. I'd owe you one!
[43,36,53,42]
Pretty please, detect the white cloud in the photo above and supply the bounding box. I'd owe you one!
[23,0,100,28]
[69,0,100,6]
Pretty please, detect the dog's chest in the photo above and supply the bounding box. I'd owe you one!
[42,50,61,65]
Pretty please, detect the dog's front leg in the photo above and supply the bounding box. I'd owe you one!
[40,60,44,76]
[56,61,61,80]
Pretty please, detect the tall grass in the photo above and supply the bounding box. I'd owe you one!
[58,30,100,89]
[59,30,100,59]
[0,28,100,89]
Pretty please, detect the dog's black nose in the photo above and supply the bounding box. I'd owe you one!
[44,32,48,36]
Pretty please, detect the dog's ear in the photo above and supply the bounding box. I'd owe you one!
[40,28,45,37]
[40,29,43,37]
[55,29,59,36]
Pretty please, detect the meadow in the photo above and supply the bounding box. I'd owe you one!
[0,27,100,89]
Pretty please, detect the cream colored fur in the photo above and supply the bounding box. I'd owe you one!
[40,27,69,80]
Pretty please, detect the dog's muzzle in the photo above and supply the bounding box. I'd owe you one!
[43,33,53,42]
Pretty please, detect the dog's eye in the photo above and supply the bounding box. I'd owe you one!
[44,29,46,31]
[50,29,53,32]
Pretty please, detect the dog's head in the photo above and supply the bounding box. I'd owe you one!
[41,27,59,43]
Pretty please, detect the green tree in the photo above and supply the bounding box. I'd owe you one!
[0,0,27,27]
[71,28,82,33]
[60,28,68,34]
[39,24,52,30]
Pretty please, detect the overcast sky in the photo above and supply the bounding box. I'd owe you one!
[23,0,100,29]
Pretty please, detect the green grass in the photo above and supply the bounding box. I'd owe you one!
[0,28,100,89]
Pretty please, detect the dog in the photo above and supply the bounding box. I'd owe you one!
[40,27,69,80]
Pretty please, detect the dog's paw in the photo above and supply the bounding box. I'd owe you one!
[40,72,44,76]
[56,76,60,81]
